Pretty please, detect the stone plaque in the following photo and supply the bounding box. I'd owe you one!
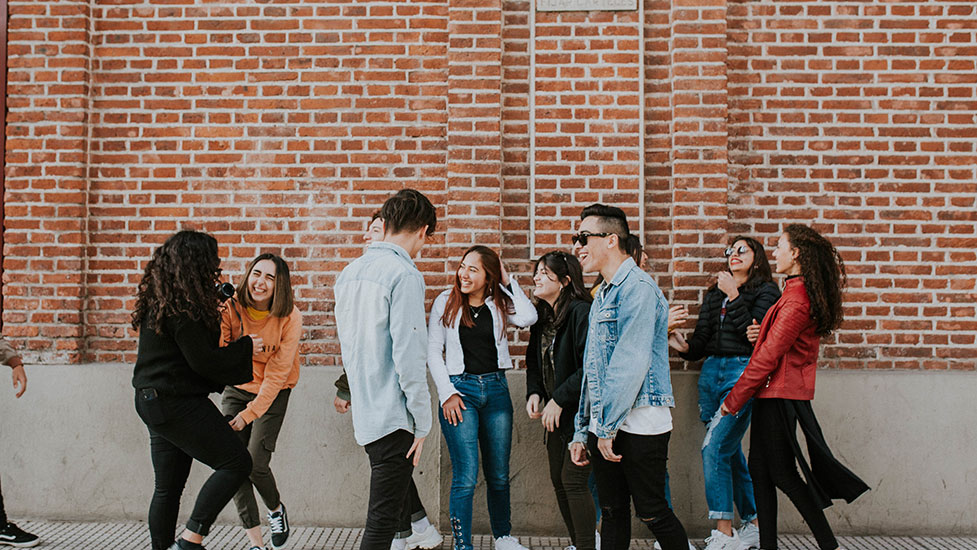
[537,0,637,11]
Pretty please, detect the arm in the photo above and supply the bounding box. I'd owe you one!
[0,338,26,398]
[725,283,780,337]
[550,302,589,409]
[724,298,811,414]
[172,316,253,386]
[426,293,460,406]
[220,304,235,346]
[592,281,663,439]
[524,319,545,400]
[748,282,781,332]
[238,309,302,424]
[679,291,715,362]
[390,272,433,439]
[499,277,538,328]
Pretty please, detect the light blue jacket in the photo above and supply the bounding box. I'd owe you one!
[573,257,674,444]
[335,242,433,446]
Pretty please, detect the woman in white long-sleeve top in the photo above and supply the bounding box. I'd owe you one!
[428,245,537,550]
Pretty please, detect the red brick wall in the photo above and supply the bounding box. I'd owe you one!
[4,0,975,370]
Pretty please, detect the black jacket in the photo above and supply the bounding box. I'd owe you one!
[681,280,781,361]
[525,299,591,439]
[132,314,254,396]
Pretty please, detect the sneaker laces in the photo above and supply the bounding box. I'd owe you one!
[269,511,286,533]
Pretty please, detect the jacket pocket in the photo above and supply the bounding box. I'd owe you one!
[595,305,619,342]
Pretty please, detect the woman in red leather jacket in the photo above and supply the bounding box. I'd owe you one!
[721,224,868,550]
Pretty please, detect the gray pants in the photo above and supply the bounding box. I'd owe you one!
[221,386,291,529]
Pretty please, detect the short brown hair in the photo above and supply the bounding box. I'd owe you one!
[379,189,437,237]
[235,253,295,318]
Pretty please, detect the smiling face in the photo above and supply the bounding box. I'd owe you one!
[573,216,614,274]
[727,239,756,276]
[247,259,277,310]
[457,252,487,296]
[773,233,799,274]
[533,262,564,305]
[364,217,384,245]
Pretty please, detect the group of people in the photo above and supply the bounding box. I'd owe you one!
[129,188,867,550]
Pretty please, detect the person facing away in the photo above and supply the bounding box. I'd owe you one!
[0,337,40,548]
[334,189,436,550]
[219,253,302,550]
[427,245,537,550]
[721,224,869,550]
[333,210,443,550]
[131,229,258,550]
[525,251,597,550]
[668,236,781,550]
[567,204,690,550]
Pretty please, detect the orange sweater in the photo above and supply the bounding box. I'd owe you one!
[220,301,302,424]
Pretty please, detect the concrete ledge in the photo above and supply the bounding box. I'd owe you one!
[0,364,974,536]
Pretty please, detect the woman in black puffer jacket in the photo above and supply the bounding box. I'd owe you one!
[669,236,780,550]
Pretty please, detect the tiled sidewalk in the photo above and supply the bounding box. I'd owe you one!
[14,520,977,550]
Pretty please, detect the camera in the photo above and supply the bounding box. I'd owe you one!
[217,282,236,302]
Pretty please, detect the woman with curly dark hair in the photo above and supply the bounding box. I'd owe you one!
[721,224,868,550]
[132,230,260,550]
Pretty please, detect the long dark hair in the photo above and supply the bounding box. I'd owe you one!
[533,251,592,328]
[235,253,295,318]
[785,224,847,337]
[132,230,223,334]
[711,235,774,291]
[441,246,514,335]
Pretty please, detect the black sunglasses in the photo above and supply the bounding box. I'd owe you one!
[571,231,612,246]
[724,245,750,258]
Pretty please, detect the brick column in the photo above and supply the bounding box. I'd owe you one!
[669,0,729,306]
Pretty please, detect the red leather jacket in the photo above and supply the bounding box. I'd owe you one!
[723,276,821,414]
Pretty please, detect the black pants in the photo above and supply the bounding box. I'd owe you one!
[135,390,253,550]
[750,399,837,550]
[547,434,596,550]
[0,477,6,525]
[405,478,427,522]
[361,430,415,550]
[588,432,688,550]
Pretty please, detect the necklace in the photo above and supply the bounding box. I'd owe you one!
[469,304,486,319]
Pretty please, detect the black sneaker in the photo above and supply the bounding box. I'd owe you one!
[0,522,39,548]
[268,504,290,549]
[169,539,206,550]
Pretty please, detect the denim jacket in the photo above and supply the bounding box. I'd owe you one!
[572,257,674,443]
[335,242,433,446]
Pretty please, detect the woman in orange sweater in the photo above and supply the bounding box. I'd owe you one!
[221,253,302,550]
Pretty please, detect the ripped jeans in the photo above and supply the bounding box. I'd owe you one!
[699,355,757,523]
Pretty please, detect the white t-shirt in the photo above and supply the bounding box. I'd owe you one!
[590,405,672,437]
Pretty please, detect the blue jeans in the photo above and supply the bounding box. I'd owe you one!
[440,372,513,550]
[698,356,757,523]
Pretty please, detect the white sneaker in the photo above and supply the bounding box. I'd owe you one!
[406,525,443,550]
[390,538,407,550]
[594,531,600,550]
[737,523,759,550]
[564,546,576,550]
[653,541,697,550]
[495,535,529,550]
[703,529,739,550]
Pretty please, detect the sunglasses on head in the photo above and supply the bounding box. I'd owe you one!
[724,245,750,258]
[571,231,612,247]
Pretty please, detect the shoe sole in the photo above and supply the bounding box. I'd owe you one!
[408,535,443,550]
[0,540,40,548]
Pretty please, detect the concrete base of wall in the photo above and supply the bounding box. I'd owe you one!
[0,365,974,536]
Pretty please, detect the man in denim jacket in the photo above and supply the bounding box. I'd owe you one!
[568,204,689,550]
[335,189,436,550]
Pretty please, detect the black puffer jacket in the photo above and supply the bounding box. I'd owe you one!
[526,299,591,440]
[680,280,781,361]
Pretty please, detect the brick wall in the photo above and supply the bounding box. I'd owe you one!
[4,0,975,369]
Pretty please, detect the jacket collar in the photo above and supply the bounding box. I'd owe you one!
[607,256,637,288]
[368,241,416,266]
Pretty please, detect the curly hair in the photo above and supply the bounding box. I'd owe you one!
[785,224,847,337]
[132,230,223,334]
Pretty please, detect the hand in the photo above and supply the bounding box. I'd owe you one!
[746,318,761,344]
[668,331,689,353]
[406,436,425,466]
[597,437,621,462]
[526,394,542,419]
[250,335,265,356]
[442,394,466,426]
[569,442,590,466]
[717,272,739,301]
[720,403,732,416]
[500,262,510,286]
[228,414,247,431]
[11,365,26,398]
[334,396,350,414]
[667,305,689,333]
[541,399,562,432]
